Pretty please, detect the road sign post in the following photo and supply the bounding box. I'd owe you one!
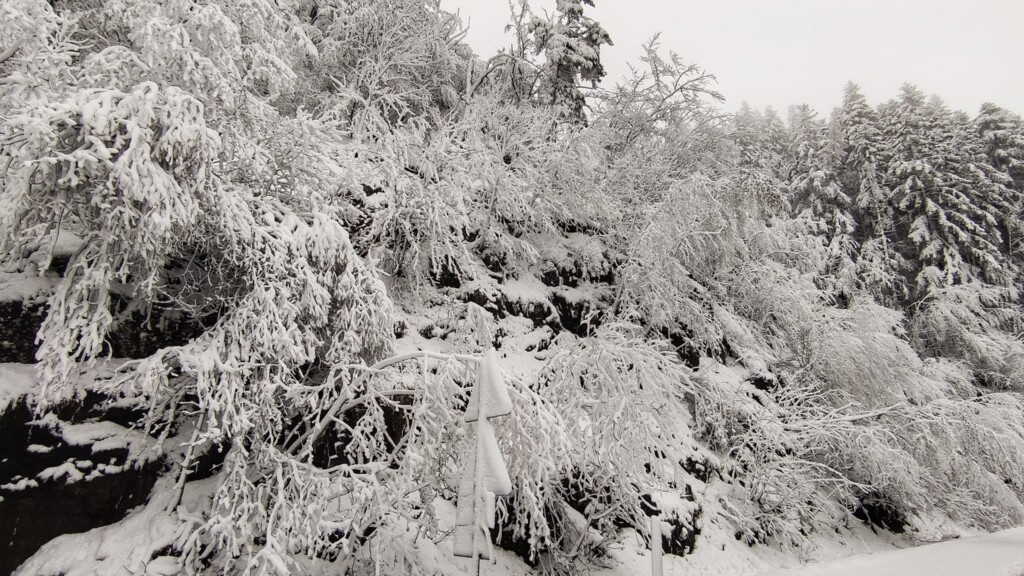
[453,349,513,575]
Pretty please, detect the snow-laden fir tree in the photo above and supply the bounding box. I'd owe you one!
[733,103,788,213]
[975,102,1024,264]
[527,0,611,123]
[976,103,1024,191]
[835,82,906,303]
[876,88,1024,391]
[785,104,858,295]
[881,85,1009,294]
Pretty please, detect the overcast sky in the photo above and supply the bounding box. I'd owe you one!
[439,0,1024,118]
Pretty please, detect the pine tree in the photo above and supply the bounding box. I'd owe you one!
[835,82,905,302]
[882,85,1009,295]
[528,0,612,123]
[786,104,857,293]
[733,103,788,213]
[976,103,1024,190]
[763,106,790,170]
[932,101,1015,285]
[976,103,1024,260]
[838,84,889,215]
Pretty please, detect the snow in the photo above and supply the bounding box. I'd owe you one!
[434,497,537,576]
[1,361,132,416]
[455,349,514,558]
[0,233,81,302]
[475,418,511,495]
[697,357,747,390]
[1,477,40,491]
[59,420,149,459]
[711,307,774,375]
[549,284,595,304]
[464,349,512,422]
[532,232,613,282]
[0,363,37,414]
[424,478,912,576]
[0,269,59,302]
[500,274,553,304]
[37,461,85,483]
[46,230,85,255]
[143,556,182,576]
[492,319,553,377]
[756,528,1024,576]
[15,477,182,576]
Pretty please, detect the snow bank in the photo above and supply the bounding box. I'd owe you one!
[757,528,1024,576]
[0,363,37,414]
[0,272,58,303]
[14,477,181,576]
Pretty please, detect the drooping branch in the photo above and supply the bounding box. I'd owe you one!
[285,351,482,455]
[0,41,22,66]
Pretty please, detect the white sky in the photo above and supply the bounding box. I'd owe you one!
[439,0,1024,118]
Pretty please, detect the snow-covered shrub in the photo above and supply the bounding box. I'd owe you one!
[176,355,473,573]
[909,283,1024,391]
[355,87,610,290]
[893,394,1024,528]
[795,299,927,405]
[610,176,734,351]
[1,82,220,398]
[357,121,478,288]
[532,323,705,566]
[315,0,466,133]
[693,369,846,547]
[0,2,453,572]
[695,314,1024,543]
[694,365,923,547]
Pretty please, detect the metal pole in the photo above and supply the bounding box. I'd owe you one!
[651,514,663,576]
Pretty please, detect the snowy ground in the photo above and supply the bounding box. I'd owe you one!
[757,528,1024,576]
[11,441,1024,576]
[7,354,1024,576]
[430,486,908,576]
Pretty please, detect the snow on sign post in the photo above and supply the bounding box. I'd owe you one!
[453,349,513,574]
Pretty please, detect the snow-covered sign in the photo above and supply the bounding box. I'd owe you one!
[453,349,513,563]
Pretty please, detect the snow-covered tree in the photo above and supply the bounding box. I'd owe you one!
[882,85,1009,295]
[976,103,1024,191]
[596,36,724,174]
[733,103,789,215]
[535,323,702,563]
[785,104,858,293]
[527,0,611,123]
[975,103,1024,261]
[834,82,906,302]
